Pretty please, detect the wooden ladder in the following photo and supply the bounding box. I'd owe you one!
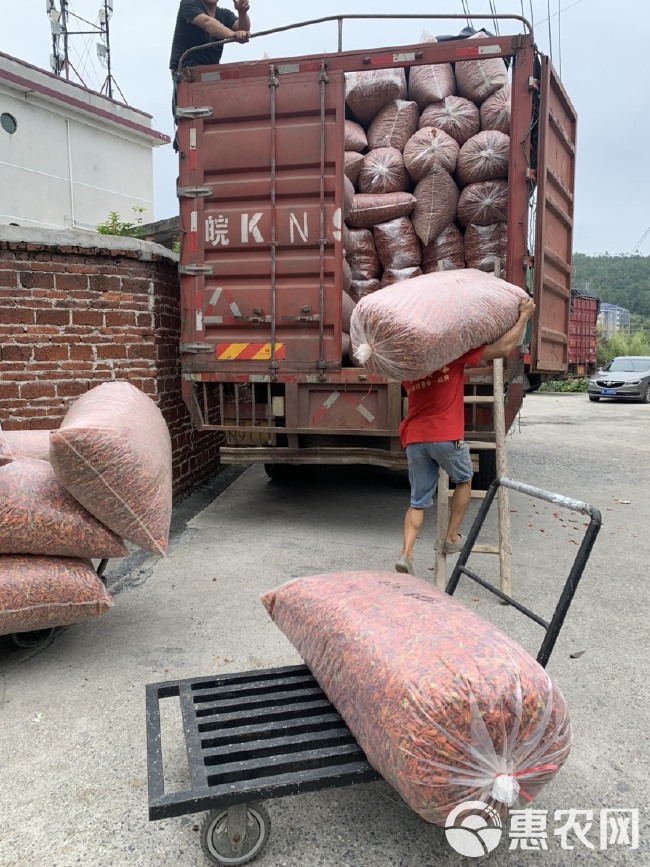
[433,357,512,592]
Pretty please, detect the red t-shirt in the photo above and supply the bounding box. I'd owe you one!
[399,346,485,447]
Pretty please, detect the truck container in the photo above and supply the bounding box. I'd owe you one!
[175,14,577,487]
[568,288,599,376]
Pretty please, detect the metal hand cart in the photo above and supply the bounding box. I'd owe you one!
[146,479,601,864]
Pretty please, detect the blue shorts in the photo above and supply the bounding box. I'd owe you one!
[405,441,473,509]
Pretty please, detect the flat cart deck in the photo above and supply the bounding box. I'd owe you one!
[146,478,601,864]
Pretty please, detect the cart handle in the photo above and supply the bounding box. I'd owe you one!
[445,478,602,668]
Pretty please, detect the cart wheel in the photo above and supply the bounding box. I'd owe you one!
[10,628,56,649]
[201,803,271,865]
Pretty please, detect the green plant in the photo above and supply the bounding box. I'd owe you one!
[96,206,147,237]
[538,377,589,393]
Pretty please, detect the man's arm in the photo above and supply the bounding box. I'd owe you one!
[232,0,251,32]
[481,296,536,361]
[190,2,250,43]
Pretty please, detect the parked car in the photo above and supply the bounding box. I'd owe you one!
[588,356,650,403]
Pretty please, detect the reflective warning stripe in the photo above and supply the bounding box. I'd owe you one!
[216,343,286,361]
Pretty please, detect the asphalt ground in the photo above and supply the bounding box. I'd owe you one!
[1,392,648,866]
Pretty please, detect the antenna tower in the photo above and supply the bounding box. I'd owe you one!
[46,0,123,101]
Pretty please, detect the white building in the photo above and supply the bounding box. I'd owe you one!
[0,51,169,232]
[598,303,631,340]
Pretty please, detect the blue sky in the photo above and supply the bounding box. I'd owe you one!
[2,0,649,256]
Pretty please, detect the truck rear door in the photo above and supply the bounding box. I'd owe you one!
[531,55,578,374]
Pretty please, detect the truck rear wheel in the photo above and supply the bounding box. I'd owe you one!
[264,464,297,482]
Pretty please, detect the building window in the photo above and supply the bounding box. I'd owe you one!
[1,113,18,134]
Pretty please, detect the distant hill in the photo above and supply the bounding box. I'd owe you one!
[572,253,650,317]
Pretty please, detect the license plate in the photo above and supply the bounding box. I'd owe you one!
[601,388,617,395]
[224,426,276,446]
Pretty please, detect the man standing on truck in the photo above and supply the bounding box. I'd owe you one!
[170,1,251,147]
[395,296,535,575]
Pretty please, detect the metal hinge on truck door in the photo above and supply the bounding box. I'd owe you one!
[178,264,214,276]
[175,106,213,119]
[180,343,212,354]
[177,186,212,198]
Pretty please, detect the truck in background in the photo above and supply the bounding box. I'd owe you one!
[568,288,599,377]
[175,15,577,488]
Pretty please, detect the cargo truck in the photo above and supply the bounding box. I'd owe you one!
[568,288,599,377]
[175,14,577,487]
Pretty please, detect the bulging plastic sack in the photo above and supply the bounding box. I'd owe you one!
[465,222,508,273]
[49,381,173,556]
[455,32,509,103]
[373,217,421,270]
[480,85,511,133]
[0,428,52,462]
[344,119,368,152]
[411,168,459,246]
[367,100,419,151]
[0,458,127,558]
[345,228,381,281]
[347,192,416,230]
[349,268,527,381]
[456,130,510,187]
[0,555,113,635]
[261,571,572,827]
[380,267,422,288]
[404,127,460,183]
[408,61,456,108]
[457,179,509,227]
[357,148,410,195]
[345,68,407,126]
[419,95,480,145]
[421,223,466,272]
[344,151,364,185]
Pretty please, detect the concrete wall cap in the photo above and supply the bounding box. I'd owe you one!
[0,225,178,263]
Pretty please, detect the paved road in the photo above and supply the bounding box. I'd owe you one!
[1,393,648,866]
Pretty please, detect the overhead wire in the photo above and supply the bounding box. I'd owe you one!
[460,0,472,28]
[547,0,554,60]
[489,0,501,36]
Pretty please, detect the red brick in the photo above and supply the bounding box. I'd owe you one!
[72,310,104,327]
[89,275,121,293]
[2,308,34,325]
[33,344,70,362]
[19,272,55,290]
[0,383,19,399]
[56,273,89,292]
[1,345,33,362]
[95,344,128,359]
[35,309,71,326]
[19,382,56,399]
[69,345,95,361]
[104,311,138,327]
[56,381,87,398]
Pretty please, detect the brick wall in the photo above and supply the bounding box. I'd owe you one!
[0,227,222,499]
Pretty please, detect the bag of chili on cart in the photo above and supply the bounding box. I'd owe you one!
[261,570,571,827]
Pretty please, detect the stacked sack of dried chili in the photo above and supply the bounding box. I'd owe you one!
[262,570,572,827]
[339,32,514,364]
[0,382,174,637]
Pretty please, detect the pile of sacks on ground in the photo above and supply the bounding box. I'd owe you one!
[0,381,172,638]
[340,32,511,358]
